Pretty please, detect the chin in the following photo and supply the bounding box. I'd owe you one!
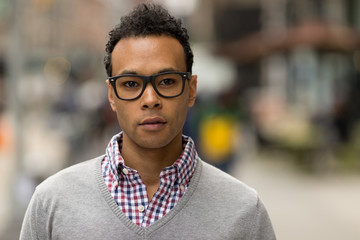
[138,132,181,150]
[138,138,171,149]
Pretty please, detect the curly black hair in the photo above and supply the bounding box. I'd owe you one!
[104,3,194,77]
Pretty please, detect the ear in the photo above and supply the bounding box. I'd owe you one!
[188,75,197,107]
[106,80,117,112]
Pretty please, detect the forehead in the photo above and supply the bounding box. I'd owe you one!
[111,35,186,75]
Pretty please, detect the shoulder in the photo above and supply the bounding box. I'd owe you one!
[199,160,257,193]
[196,159,259,205]
[197,163,277,239]
[186,159,275,238]
[34,155,104,197]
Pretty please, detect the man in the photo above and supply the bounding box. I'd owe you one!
[20,3,276,239]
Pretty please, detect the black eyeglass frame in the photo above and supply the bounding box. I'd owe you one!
[108,71,192,101]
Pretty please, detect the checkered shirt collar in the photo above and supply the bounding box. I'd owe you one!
[105,131,197,185]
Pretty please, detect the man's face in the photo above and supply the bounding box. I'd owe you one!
[107,35,197,149]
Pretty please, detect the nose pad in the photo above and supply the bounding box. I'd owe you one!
[141,83,161,109]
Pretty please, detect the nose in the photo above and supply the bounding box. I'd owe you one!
[140,83,161,109]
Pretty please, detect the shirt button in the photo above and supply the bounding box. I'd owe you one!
[180,185,185,191]
[113,181,118,188]
[138,205,145,212]
[122,168,129,175]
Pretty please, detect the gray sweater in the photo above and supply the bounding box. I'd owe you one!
[20,156,276,240]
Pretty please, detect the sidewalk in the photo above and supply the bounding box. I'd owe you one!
[233,152,360,240]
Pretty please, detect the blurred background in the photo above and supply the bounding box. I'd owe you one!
[1,0,360,239]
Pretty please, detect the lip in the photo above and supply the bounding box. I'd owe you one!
[139,117,167,131]
[140,117,166,125]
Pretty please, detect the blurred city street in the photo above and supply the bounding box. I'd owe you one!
[1,0,360,239]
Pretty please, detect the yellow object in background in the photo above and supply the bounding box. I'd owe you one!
[199,115,237,163]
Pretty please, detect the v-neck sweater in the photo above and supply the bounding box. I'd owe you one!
[20,155,276,240]
[102,133,198,227]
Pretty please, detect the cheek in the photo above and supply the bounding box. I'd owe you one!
[172,98,189,126]
[114,103,132,128]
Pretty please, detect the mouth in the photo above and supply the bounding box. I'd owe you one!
[139,117,167,130]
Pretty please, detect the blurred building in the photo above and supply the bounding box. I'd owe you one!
[1,0,357,180]
[188,0,360,169]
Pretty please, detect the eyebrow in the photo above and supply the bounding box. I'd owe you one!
[158,68,178,73]
[119,70,137,75]
[119,68,180,76]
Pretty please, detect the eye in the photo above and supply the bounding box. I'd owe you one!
[123,81,139,88]
[159,78,176,86]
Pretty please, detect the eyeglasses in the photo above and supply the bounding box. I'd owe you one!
[108,71,191,101]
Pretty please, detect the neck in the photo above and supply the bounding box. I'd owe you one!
[121,132,183,199]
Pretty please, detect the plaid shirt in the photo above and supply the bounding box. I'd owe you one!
[102,132,197,227]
